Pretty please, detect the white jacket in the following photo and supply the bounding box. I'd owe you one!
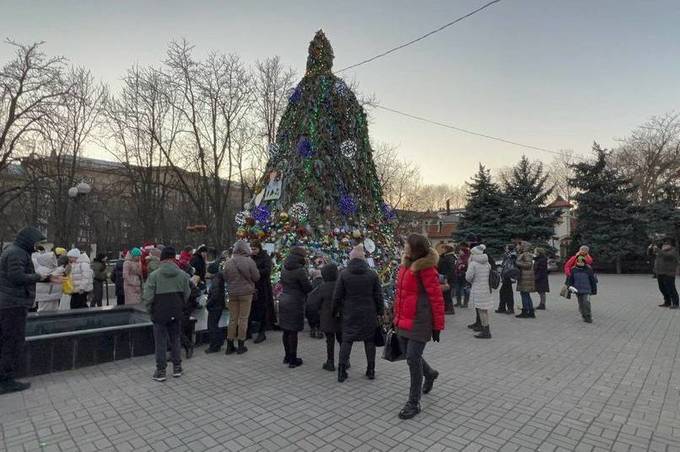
[466,248,493,310]
[34,253,64,303]
[71,253,94,293]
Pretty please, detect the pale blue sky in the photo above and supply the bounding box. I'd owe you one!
[2,0,679,184]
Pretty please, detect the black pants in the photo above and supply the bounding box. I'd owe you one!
[91,280,104,307]
[658,275,679,306]
[398,336,436,406]
[498,279,514,311]
[248,295,266,335]
[70,293,89,309]
[0,307,28,381]
[181,314,194,351]
[282,330,299,359]
[339,340,376,369]
[325,332,342,363]
[153,319,181,370]
[207,308,224,350]
[116,293,125,305]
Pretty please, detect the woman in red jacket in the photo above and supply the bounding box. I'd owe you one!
[393,233,445,420]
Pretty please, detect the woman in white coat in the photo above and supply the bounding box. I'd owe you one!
[34,251,64,312]
[69,250,94,309]
[466,244,493,339]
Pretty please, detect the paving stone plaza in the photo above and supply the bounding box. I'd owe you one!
[1,274,679,452]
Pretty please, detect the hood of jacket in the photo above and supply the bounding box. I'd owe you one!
[77,253,90,264]
[232,240,251,256]
[35,252,57,269]
[470,253,489,265]
[157,261,184,278]
[284,252,306,271]
[402,248,439,273]
[347,258,370,275]
[321,263,338,282]
[15,227,46,253]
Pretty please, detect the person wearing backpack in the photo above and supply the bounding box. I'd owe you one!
[496,244,518,314]
[466,244,493,339]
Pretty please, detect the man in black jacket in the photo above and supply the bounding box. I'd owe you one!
[0,227,62,394]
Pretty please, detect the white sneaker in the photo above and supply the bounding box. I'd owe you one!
[568,286,578,294]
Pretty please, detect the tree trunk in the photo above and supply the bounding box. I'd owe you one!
[615,256,622,274]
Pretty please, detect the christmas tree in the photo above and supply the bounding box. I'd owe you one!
[236,30,399,284]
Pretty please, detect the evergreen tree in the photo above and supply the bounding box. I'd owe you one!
[643,183,680,246]
[502,155,560,248]
[569,143,645,273]
[455,164,511,256]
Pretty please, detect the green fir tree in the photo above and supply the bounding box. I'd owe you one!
[569,143,645,273]
[455,164,511,257]
[502,155,560,249]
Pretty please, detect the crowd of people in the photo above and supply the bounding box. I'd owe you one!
[1,225,679,420]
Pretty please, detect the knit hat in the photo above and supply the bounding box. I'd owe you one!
[471,244,486,255]
[67,248,81,258]
[54,247,66,256]
[233,240,251,256]
[349,244,366,261]
[131,247,142,257]
[160,246,176,261]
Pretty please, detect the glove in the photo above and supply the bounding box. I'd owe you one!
[432,330,441,342]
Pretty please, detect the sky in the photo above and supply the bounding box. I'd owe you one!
[2,0,680,185]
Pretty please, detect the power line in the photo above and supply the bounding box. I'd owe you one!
[374,104,584,159]
[337,0,503,73]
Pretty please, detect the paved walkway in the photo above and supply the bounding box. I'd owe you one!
[1,274,680,452]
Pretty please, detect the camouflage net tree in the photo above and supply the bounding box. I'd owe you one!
[236,30,399,284]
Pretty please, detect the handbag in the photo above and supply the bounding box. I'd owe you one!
[382,328,405,362]
[559,284,571,299]
[62,275,75,295]
[374,325,386,347]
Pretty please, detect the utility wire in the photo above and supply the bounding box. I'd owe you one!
[337,0,503,73]
[374,104,583,159]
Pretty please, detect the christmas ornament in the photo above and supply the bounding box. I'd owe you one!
[268,143,280,157]
[289,85,301,103]
[234,210,249,227]
[297,136,313,158]
[340,140,357,159]
[334,79,349,97]
[289,202,309,223]
[364,238,376,254]
[339,194,357,216]
[252,205,271,224]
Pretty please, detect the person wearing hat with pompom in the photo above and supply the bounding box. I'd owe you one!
[466,244,493,338]
[143,246,191,381]
[123,248,143,305]
[67,248,93,309]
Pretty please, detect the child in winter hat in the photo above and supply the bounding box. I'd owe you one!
[67,248,81,258]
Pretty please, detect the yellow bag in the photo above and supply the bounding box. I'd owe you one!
[62,275,75,295]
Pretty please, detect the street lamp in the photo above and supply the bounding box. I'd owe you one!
[68,181,91,248]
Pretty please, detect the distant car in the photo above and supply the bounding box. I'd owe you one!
[547,258,560,273]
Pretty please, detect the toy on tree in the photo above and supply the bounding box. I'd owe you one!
[237,30,399,284]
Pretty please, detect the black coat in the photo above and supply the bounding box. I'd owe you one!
[307,264,339,333]
[438,251,457,284]
[278,253,313,332]
[206,271,226,310]
[534,255,550,293]
[333,259,384,342]
[0,227,46,309]
[111,260,125,297]
[251,250,275,328]
[190,253,207,281]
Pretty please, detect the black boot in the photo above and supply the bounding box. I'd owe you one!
[536,303,546,310]
[365,364,375,380]
[0,379,31,394]
[474,325,492,339]
[236,340,248,355]
[398,402,421,420]
[225,340,236,355]
[254,332,266,344]
[338,364,348,382]
[515,310,530,318]
[467,320,481,331]
[289,355,303,368]
[323,360,336,371]
[423,370,439,394]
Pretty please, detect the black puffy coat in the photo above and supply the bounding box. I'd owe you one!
[534,255,550,293]
[190,253,207,281]
[206,271,226,310]
[438,251,457,284]
[0,227,46,309]
[251,250,275,328]
[307,263,339,334]
[278,253,313,332]
[333,259,384,342]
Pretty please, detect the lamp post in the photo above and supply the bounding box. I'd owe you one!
[68,181,91,248]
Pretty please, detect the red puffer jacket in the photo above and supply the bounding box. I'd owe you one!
[394,249,445,333]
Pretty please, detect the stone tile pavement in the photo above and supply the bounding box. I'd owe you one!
[1,274,680,451]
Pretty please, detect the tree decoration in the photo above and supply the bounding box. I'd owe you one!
[381,202,396,221]
[334,79,349,97]
[252,205,271,224]
[289,85,302,103]
[268,143,280,157]
[297,136,314,158]
[234,210,250,227]
[289,202,309,223]
[340,140,357,159]
[339,194,357,216]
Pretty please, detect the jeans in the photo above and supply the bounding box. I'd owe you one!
[227,295,253,341]
[339,341,375,369]
[577,294,592,320]
[520,292,534,313]
[658,275,679,306]
[453,280,469,305]
[207,308,224,350]
[398,336,436,406]
[153,319,181,370]
[0,307,27,381]
[282,330,299,359]
[325,332,342,363]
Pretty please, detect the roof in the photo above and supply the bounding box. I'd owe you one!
[547,195,573,209]
[425,222,457,239]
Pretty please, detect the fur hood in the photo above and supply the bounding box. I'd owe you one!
[401,248,439,272]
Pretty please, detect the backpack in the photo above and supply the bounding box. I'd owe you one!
[488,268,501,291]
[501,257,520,282]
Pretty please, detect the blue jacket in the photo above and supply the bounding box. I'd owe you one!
[568,265,597,295]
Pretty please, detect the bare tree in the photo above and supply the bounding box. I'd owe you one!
[613,112,680,204]
[372,142,421,210]
[0,40,68,214]
[254,56,295,147]
[547,150,576,202]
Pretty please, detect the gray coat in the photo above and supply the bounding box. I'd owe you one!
[278,253,313,331]
[0,227,46,309]
[466,251,493,310]
[333,259,384,342]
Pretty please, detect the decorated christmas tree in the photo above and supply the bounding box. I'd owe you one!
[235,30,400,284]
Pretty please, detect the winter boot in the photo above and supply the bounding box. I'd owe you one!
[236,340,248,355]
[398,402,421,420]
[288,355,303,368]
[338,364,348,382]
[467,320,481,331]
[224,340,236,355]
[322,360,336,371]
[474,326,492,339]
[254,332,266,344]
[0,379,31,394]
[515,310,530,319]
[365,363,375,380]
[423,370,439,394]
[536,303,546,310]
